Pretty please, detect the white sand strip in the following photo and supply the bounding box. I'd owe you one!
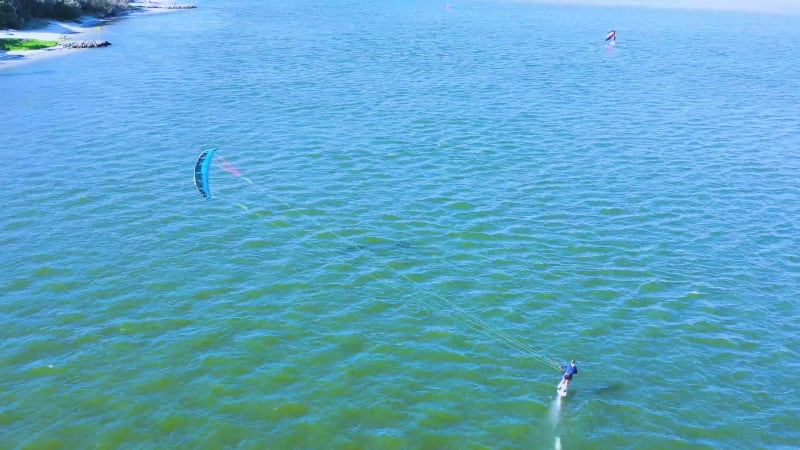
[0,20,97,69]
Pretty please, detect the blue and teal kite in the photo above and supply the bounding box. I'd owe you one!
[194,148,217,199]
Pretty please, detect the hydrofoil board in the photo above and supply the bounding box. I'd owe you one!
[557,380,568,397]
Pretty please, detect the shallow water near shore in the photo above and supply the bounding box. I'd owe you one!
[2,1,799,448]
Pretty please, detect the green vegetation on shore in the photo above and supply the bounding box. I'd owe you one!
[0,0,128,29]
[0,37,59,50]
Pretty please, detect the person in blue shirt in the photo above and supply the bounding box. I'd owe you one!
[559,360,578,391]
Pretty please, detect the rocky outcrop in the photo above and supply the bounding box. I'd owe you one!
[61,40,111,48]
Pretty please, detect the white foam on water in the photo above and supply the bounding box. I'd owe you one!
[549,396,562,427]
[549,396,562,449]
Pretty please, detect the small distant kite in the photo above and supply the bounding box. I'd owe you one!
[605,30,616,43]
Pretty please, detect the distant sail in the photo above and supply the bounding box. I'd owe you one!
[605,30,616,42]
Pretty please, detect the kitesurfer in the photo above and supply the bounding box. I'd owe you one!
[560,360,578,390]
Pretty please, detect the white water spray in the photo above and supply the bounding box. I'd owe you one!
[549,395,563,450]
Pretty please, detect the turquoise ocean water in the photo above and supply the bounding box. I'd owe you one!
[2,1,799,448]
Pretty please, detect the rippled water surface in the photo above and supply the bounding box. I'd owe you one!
[2,1,799,448]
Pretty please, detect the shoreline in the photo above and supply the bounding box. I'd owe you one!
[0,1,193,70]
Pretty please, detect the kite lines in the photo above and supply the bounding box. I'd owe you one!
[193,148,563,372]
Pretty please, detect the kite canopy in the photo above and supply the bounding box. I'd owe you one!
[194,148,217,199]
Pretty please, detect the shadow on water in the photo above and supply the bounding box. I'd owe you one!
[543,383,627,449]
[0,69,57,76]
[587,382,627,396]
[341,240,414,255]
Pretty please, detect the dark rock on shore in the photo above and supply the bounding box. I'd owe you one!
[61,40,111,48]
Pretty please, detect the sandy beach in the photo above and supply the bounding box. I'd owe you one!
[0,1,190,70]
